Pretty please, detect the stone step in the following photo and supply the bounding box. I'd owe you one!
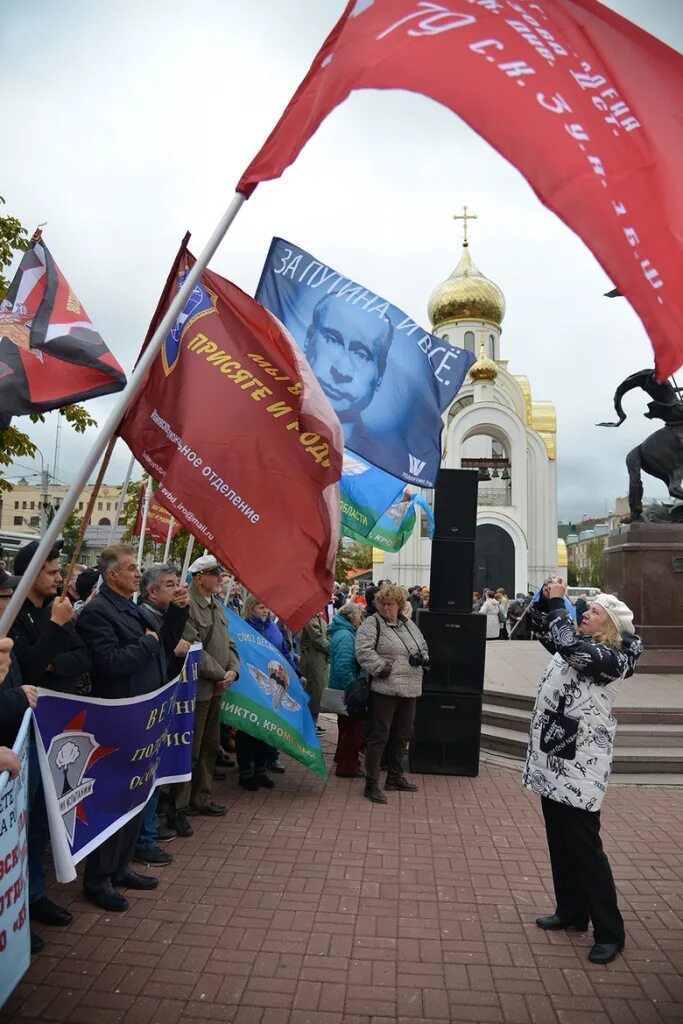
[481,703,683,745]
[483,690,683,726]
[481,723,683,773]
[480,749,683,786]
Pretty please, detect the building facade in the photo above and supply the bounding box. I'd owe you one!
[0,481,123,536]
[375,226,559,595]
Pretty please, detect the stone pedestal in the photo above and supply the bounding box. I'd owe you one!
[603,523,683,673]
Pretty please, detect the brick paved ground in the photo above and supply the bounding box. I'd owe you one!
[2,722,682,1024]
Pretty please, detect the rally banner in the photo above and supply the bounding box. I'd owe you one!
[256,237,474,486]
[344,490,434,553]
[33,646,200,883]
[340,450,434,552]
[119,240,343,632]
[220,607,326,779]
[0,230,126,415]
[134,487,181,544]
[0,710,31,1008]
[239,2,683,380]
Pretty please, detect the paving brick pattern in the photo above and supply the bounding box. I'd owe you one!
[2,724,682,1024]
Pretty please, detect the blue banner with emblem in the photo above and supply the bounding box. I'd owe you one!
[32,647,200,883]
[256,237,475,487]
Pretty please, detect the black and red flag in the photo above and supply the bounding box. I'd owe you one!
[0,231,126,415]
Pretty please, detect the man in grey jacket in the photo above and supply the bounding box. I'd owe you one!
[169,555,239,826]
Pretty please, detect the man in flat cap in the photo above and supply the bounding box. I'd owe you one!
[167,555,239,830]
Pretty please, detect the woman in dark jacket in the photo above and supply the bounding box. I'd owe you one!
[327,604,364,778]
[524,581,642,966]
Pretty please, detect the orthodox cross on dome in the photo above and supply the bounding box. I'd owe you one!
[453,205,478,246]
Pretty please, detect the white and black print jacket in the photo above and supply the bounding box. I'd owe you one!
[522,598,643,811]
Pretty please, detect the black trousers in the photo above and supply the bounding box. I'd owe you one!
[83,808,145,893]
[235,732,269,779]
[541,796,624,945]
[365,694,416,784]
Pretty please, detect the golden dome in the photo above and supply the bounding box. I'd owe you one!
[428,243,506,328]
[469,343,498,383]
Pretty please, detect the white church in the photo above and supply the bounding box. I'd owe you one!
[374,212,563,596]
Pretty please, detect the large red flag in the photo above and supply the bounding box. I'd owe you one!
[237,0,683,379]
[133,488,181,545]
[0,230,126,413]
[119,245,342,631]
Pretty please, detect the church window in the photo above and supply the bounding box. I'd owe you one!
[448,395,474,424]
[488,333,495,357]
[464,330,475,352]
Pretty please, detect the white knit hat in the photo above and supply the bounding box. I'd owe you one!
[590,593,635,635]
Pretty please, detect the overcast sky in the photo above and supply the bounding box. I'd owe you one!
[2,0,682,522]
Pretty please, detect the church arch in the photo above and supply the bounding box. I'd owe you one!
[475,511,528,596]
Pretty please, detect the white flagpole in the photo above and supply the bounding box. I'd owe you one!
[136,479,151,565]
[108,452,135,544]
[162,516,175,563]
[0,192,247,637]
[181,537,195,580]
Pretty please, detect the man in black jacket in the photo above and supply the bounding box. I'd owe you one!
[76,544,182,912]
[134,563,190,862]
[7,547,86,939]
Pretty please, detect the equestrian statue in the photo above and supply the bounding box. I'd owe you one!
[598,369,683,523]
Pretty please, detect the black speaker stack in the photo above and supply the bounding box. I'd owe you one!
[409,469,486,777]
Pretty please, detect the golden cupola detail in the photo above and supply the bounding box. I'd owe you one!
[428,206,506,330]
[469,342,498,383]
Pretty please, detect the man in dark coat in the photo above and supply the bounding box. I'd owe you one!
[76,544,185,912]
[134,563,190,861]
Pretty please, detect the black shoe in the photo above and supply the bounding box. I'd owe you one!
[536,914,589,931]
[193,802,226,817]
[589,941,624,964]
[267,760,286,774]
[156,825,177,843]
[29,896,73,927]
[113,868,159,891]
[384,776,419,792]
[84,884,129,913]
[169,812,193,838]
[364,781,388,805]
[254,773,274,789]
[213,768,227,780]
[132,845,173,867]
[30,931,45,954]
[239,777,260,791]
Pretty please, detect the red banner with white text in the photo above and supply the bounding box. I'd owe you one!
[133,489,181,545]
[237,0,683,378]
[119,245,342,631]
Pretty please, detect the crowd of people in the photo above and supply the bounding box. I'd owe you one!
[0,541,642,967]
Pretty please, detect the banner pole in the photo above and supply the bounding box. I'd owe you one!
[0,191,248,638]
[136,478,151,566]
[162,517,175,563]
[181,537,195,581]
[62,434,117,593]
[108,452,136,544]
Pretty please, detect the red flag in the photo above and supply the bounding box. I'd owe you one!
[133,488,181,544]
[0,231,126,413]
[237,1,683,379]
[119,245,342,631]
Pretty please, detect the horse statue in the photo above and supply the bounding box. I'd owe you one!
[597,369,683,523]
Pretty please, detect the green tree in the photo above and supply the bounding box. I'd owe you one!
[61,510,87,561]
[586,539,606,589]
[335,538,372,581]
[0,198,98,492]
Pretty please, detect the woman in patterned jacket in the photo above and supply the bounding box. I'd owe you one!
[523,580,642,966]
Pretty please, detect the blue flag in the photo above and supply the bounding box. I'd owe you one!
[33,647,200,883]
[340,450,434,552]
[220,607,326,778]
[256,237,475,487]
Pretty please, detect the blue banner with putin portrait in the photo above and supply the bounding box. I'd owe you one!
[256,237,475,487]
[32,647,200,884]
